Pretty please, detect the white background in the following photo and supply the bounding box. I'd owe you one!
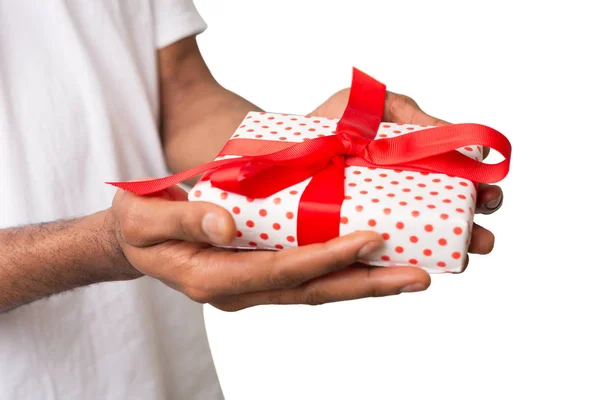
[194,1,600,399]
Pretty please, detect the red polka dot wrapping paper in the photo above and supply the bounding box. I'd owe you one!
[189,112,483,274]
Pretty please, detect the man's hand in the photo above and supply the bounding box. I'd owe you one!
[310,89,503,262]
[109,184,431,312]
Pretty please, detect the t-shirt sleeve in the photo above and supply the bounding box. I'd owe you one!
[153,0,207,49]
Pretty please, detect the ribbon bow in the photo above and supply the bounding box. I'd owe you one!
[108,68,511,246]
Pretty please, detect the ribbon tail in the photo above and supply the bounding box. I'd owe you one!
[210,160,329,198]
[106,158,245,196]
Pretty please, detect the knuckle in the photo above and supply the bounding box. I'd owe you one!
[301,286,326,306]
[317,242,353,271]
[266,253,303,288]
[393,93,417,109]
[368,285,385,298]
[184,286,212,304]
[212,300,243,312]
[386,93,418,122]
[266,291,283,305]
[229,269,254,293]
[176,206,196,240]
[331,250,352,270]
[402,94,417,106]
[365,268,386,297]
[269,267,302,288]
[371,285,391,298]
[200,250,252,295]
[120,200,148,246]
[200,249,254,294]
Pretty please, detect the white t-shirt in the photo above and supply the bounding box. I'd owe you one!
[0,1,224,399]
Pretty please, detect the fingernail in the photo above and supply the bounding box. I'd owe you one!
[400,283,426,293]
[202,213,225,243]
[485,195,502,210]
[357,241,382,259]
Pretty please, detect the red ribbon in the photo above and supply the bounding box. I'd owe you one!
[107,68,511,246]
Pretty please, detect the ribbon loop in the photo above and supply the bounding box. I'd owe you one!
[107,68,511,200]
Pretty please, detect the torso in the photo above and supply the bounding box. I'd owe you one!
[0,2,222,398]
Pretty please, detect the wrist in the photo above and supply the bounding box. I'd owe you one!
[89,210,142,282]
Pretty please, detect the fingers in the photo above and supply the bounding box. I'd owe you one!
[384,92,449,126]
[469,184,502,254]
[198,231,384,296]
[476,184,503,214]
[210,265,431,311]
[482,147,491,160]
[468,223,494,254]
[113,189,236,247]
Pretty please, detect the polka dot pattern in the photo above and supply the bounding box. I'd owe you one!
[190,177,312,252]
[190,111,480,273]
[338,165,474,272]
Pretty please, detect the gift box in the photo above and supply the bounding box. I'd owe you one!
[187,112,483,273]
[109,68,511,274]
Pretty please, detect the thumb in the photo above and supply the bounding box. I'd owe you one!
[132,199,236,246]
[113,179,236,247]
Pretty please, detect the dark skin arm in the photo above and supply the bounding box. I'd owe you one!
[0,36,501,313]
[0,213,135,313]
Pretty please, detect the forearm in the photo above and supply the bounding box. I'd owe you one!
[0,211,134,313]
[157,37,262,180]
[163,84,261,174]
